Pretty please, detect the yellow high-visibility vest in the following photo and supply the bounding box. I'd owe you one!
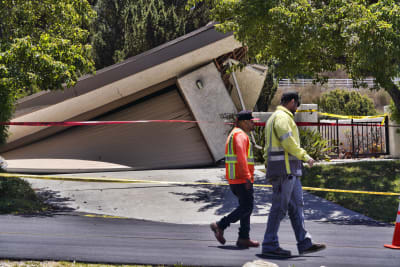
[225,127,254,183]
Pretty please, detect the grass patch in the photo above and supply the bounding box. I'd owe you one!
[301,160,400,223]
[0,176,50,214]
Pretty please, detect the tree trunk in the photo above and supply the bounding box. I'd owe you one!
[384,81,400,114]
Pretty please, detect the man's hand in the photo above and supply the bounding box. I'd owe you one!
[307,158,315,168]
[245,179,252,190]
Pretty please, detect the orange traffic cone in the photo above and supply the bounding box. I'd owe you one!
[384,199,400,249]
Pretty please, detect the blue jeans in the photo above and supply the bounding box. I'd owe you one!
[218,183,254,239]
[262,175,312,253]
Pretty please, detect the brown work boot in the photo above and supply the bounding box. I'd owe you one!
[210,222,226,245]
[236,238,260,248]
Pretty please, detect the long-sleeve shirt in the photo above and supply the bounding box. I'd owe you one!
[263,106,311,175]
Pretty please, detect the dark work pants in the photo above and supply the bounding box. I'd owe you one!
[217,183,254,239]
[262,175,312,253]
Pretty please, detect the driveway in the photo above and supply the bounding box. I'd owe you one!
[24,168,375,224]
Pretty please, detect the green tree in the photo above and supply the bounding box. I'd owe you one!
[0,0,96,144]
[170,0,212,32]
[255,61,278,112]
[91,0,211,69]
[188,0,400,116]
[389,100,400,125]
[319,89,377,116]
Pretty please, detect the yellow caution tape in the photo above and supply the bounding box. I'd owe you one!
[296,109,318,113]
[0,173,399,196]
[0,172,143,183]
[296,110,388,125]
[300,186,400,196]
[318,112,388,120]
[318,112,388,126]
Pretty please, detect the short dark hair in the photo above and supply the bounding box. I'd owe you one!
[280,92,301,106]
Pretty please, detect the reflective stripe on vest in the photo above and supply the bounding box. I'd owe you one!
[225,129,254,179]
[268,154,299,161]
[266,111,303,177]
[279,131,292,142]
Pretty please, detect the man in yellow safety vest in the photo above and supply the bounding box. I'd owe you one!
[210,110,259,248]
[261,92,326,258]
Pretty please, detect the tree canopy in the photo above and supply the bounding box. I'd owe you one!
[91,0,211,69]
[189,0,400,115]
[0,0,96,143]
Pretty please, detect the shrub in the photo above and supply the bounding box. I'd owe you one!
[252,126,330,163]
[253,126,265,163]
[299,128,331,160]
[319,89,377,116]
[0,177,48,214]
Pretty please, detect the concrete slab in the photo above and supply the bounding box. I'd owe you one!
[228,59,267,111]
[5,159,132,173]
[178,62,237,162]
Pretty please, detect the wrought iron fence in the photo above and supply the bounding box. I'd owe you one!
[318,117,390,158]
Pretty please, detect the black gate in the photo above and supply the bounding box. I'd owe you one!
[318,117,390,158]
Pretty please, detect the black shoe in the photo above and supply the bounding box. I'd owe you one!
[300,243,326,255]
[261,247,292,258]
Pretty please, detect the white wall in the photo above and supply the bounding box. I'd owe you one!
[385,106,400,157]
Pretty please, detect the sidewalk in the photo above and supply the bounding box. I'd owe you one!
[21,167,375,224]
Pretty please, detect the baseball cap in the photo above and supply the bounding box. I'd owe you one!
[236,110,254,121]
[281,91,301,107]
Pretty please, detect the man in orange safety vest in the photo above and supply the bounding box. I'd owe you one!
[210,110,259,248]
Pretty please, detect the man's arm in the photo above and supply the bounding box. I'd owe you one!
[274,117,312,163]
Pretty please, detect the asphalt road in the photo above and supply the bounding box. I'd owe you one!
[1,166,400,266]
[0,213,399,267]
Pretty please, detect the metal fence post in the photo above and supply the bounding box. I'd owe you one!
[351,119,355,158]
[336,118,339,157]
[385,115,390,155]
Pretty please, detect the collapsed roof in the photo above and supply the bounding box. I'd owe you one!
[1,23,266,173]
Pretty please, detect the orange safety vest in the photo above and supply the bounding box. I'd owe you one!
[225,127,255,184]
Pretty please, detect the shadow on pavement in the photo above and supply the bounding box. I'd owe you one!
[35,189,75,215]
[256,253,323,260]
[170,172,387,226]
[209,245,248,250]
